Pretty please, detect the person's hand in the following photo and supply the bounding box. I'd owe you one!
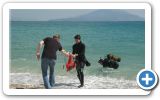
[71,54,78,58]
[66,52,70,57]
[36,53,40,61]
[61,49,70,57]
[74,54,78,57]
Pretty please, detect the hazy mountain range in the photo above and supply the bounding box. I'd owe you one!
[11,9,144,21]
[51,10,144,21]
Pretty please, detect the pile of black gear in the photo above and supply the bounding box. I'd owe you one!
[98,54,121,69]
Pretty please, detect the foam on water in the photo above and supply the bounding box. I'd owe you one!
[10,73,139,89]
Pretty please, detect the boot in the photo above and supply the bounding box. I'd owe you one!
[77,74,80,82]
[78,73,84,88]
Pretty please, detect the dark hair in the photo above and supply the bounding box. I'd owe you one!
[74,34,81,39]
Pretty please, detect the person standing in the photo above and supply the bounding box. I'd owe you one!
[36,34,69,89]
[72,35,86,88]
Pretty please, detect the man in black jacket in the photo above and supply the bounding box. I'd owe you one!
[72,35,86,88]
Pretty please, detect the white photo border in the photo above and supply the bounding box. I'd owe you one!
[2,3,151,95]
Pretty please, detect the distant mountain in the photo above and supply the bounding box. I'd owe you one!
[52,10,144,21]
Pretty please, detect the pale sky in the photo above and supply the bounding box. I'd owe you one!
[10,9,144,21]
[10,9,96,21]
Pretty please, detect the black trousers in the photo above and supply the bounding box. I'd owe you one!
[76,62,85,85]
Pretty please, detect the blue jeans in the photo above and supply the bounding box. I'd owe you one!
[41,58,56,89]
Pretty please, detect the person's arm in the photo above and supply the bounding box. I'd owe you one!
[36,40,44,61]
[61,49,69,57]
[58,43,69,57]
[71,45,78,58]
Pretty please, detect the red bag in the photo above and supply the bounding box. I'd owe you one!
[66,54,76,71]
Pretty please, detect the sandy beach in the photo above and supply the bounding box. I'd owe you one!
[10,73,139,89]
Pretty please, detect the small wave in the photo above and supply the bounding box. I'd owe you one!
[101,68,120,73]
[12,58,27,61]
[10,73,138,89]
[10,73,42,85]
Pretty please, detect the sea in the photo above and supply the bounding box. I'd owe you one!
[10,21,145,89]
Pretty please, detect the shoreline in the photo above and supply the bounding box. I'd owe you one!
[10,73,139,89]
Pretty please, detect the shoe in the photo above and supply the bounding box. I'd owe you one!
[50,84,55,87]
[78,84,84,88]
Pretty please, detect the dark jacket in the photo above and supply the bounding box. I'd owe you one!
[72,42,85,63]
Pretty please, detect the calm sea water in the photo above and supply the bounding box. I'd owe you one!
[10,21,145,80]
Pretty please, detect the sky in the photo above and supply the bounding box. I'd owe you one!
[10,9,144,21]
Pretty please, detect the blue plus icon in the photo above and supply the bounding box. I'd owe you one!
[137,69,158,90]
[141,73,153,85]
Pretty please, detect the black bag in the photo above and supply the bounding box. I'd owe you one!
[84,57,91,67]
[85,60,91,66]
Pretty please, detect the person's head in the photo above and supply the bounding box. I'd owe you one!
[74,34,81,44]
[107,54,113,59]
[53,34,60,42]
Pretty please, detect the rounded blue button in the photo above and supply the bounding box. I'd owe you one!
[136,69,158,90]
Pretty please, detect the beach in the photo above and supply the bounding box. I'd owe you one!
[10,73,139,89]
[10,21,145,89]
